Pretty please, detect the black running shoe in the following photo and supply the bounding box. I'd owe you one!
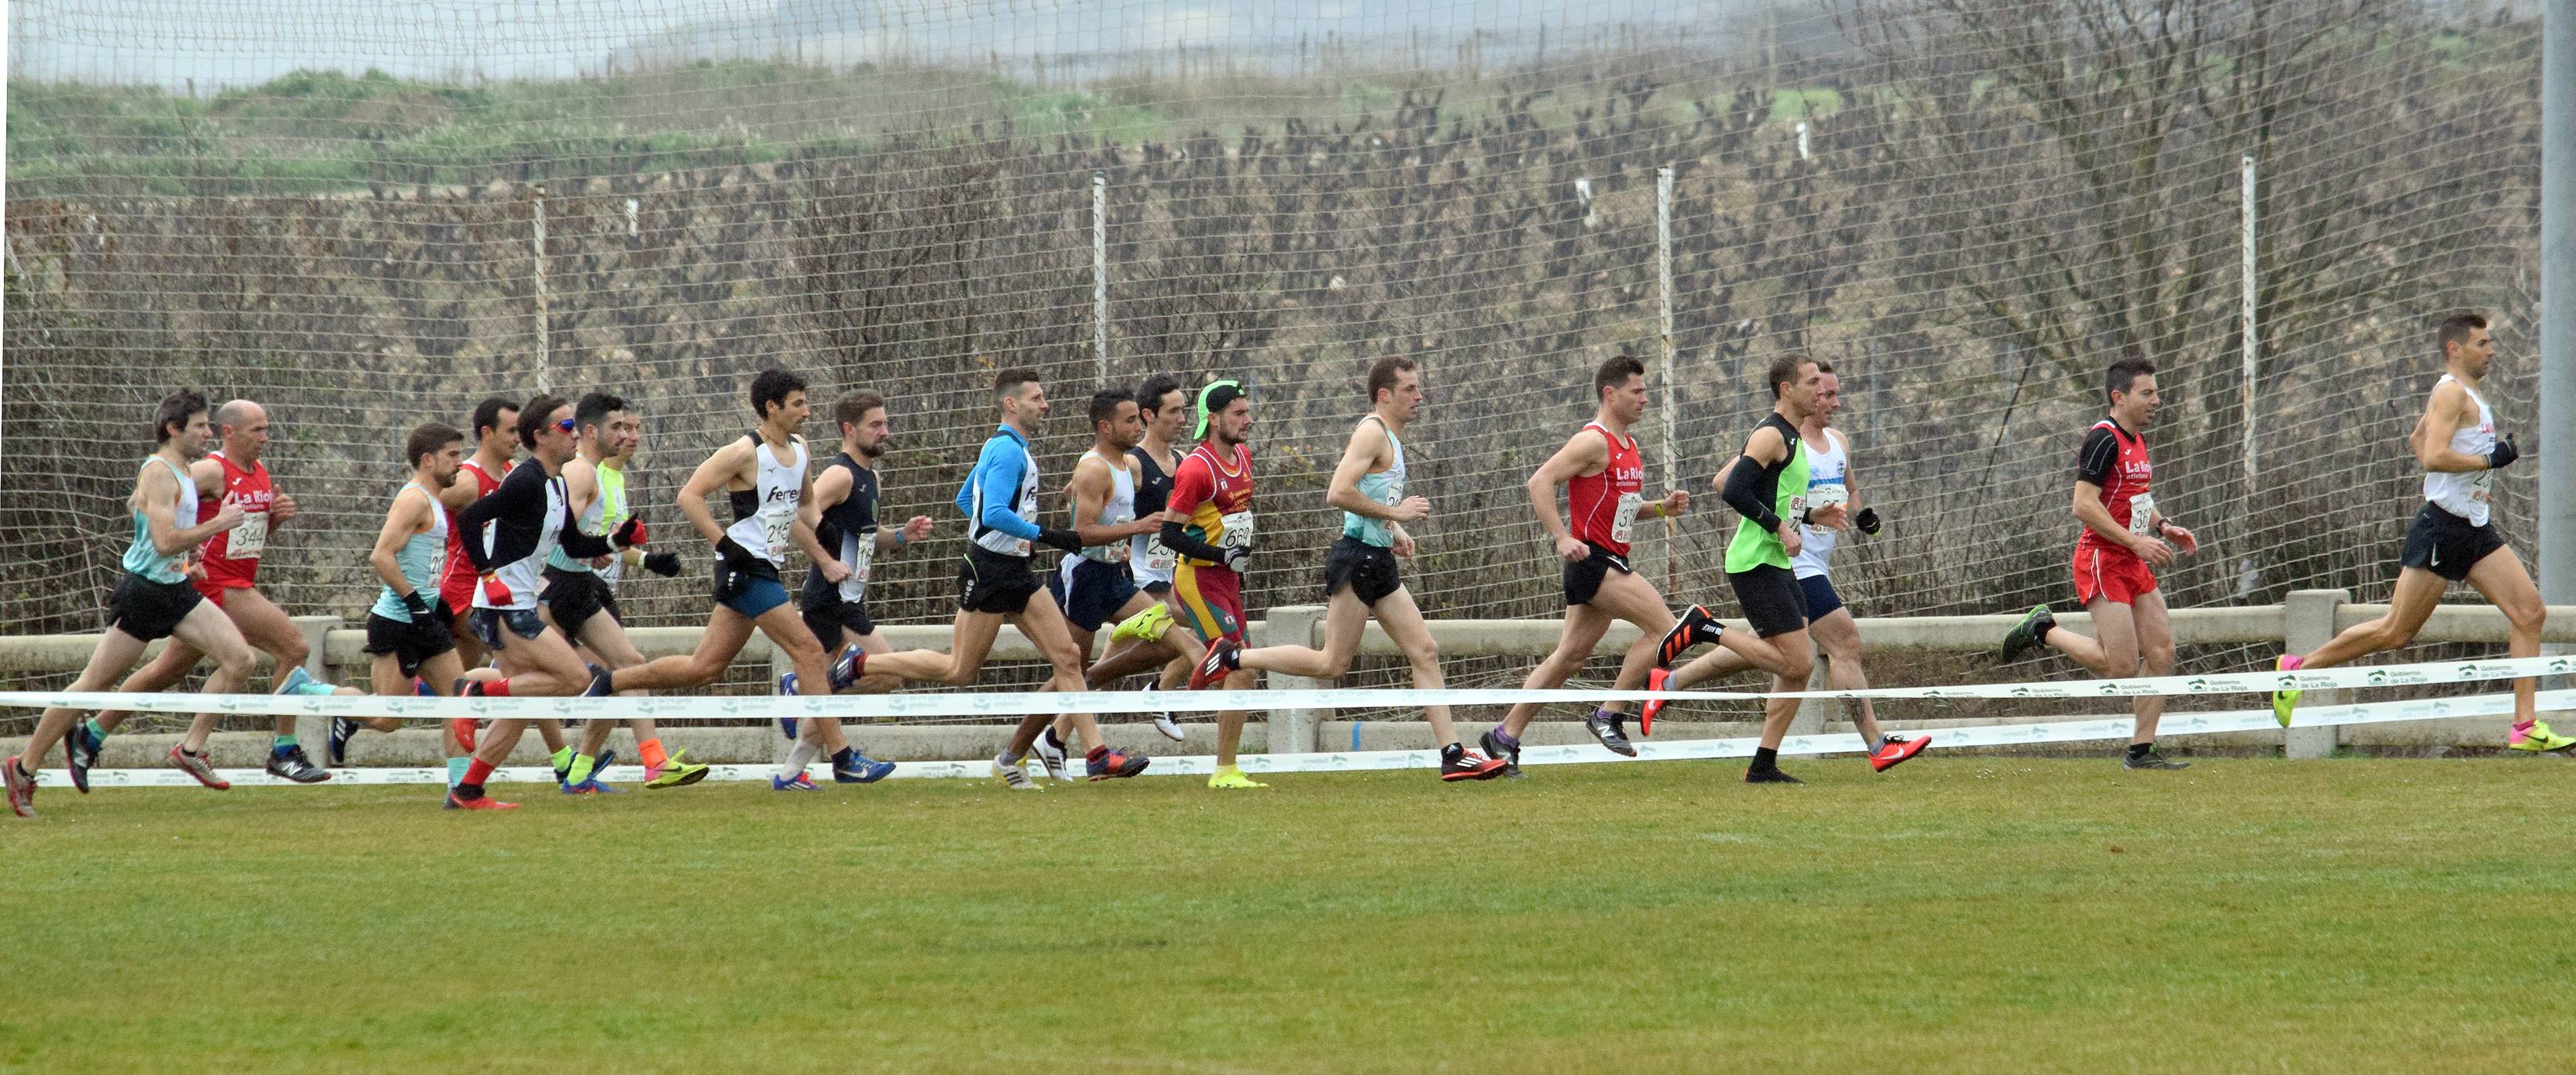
[66,721,104,795]
[1584,710,1638,757]
[1656,605,1720,667]
[1999,604,2057,663]
[265,745,332,784]
[2122,747,2190,771]
[582,663,613,697]
[1479,728,1525,778]
[326,716,359,766]
[1744,766,1804,785]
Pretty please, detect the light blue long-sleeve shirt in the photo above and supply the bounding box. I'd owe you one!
[958,425,1042,554]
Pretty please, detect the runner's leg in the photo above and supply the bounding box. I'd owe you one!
[1806,606,1882,743]
[2128,589,2176,743]
[2464,547,2548,727]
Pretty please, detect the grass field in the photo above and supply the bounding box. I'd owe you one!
[6,757,2572,1073]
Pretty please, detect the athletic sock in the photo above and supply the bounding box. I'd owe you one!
[2126,742,2153,760]
[1440,742,1464,763]
[445,757,471,788]
[777,742,820,778]
[1491,727,1519,750]
[637,738,669,771]
[550,746,574,772]
[271,735,297,758]
[479,678,513,697]
[832,747,857,766]
[565,753,597,786]
[1750,746,1779,771]
[1085,745,1110,764]
[83,717,107,743]
[996,749,1026,767]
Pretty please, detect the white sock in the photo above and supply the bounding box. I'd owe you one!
[777,742,819,778]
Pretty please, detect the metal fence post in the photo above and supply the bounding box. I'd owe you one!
[2282,589,2348,759]
[1257,606,1326,755]
[289,615,340,750]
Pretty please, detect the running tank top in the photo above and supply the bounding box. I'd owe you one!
[443,458,510,593]
[724,434,808,567]
[1342,415,1405,548]
[544,461,610,574]
[1724,413,1809,573]
[1566,422,1645,556]
[1790,428,1848,581]
[371,481,450,621]
[196,449,273,587]
[1129,444,1179,584]
[1175,442,1255,570]
[2424,373,2497,527]
[1068,449,1136,573]
[122,456,200,584]
[595,462,631,589]
[2073,419,2154,554]
[806,451,878,607]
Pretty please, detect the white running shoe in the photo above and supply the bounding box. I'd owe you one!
[1146,682,1185,742]
[992,757,1044,791]
[1030,732,1070,782]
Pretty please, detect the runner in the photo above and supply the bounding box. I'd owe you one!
[328,422,477,791]
[1030,388,1193,781]
[1996,356,2200,770]
[772,389,930,790]
[1478,355,1729,772]
[1078,374,1199,742]
[443,394,633,810]
[2268,312,2559,750]
[435,399,577,776]
[1654,354,1849,784]
[847,369,1144,789]
[84,398,335,785]
[540,391,705,794]
[1195,359,1509,782]
[9,392,257,818]
[1649,362,1928,773]
[603,370,898,787]
[1157,380,1265,789]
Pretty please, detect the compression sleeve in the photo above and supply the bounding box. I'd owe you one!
[454,465,541,573]
[1720,455,1781,533]
[1158,519,1229,563]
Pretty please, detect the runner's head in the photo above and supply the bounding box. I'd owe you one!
[153,390,211,454]
[573,391,637,462]
[1197,379,1250,447]
[519,394,578,466]
[2104,356,2159,429]
[749,369,809,432]
[1767,354,1823,421]
[1136,374,1187,445]
[996,369,1048,433]
[211,399,270,462]
[2437,311,2493,379]
[834,390,890,460]
[1595,353,1647,426]
[470,397,520,461]
[1089,389,1143,452]
[1809,361,1841,427]
[404,422,466,487]
[1366,356,1423,422]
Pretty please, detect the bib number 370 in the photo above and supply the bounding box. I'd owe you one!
[2126,493,2158,539]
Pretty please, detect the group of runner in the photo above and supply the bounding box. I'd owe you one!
[4,310,2554,818]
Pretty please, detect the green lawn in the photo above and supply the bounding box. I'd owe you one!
[5,758,2571,1073]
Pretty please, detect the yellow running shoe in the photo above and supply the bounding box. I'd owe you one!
[1111,602,1174,643]
[1207,765,1268,789]
[2507,720,2576,753]
[2270,655,2304,728]
[644,750,711,789]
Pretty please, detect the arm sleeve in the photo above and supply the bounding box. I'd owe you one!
[1720,455,1781,532]
[1158,519,1230,563]
[454,467,536,573]
[2075,427,2119,487]
[1158,457,1229,561]
[557,513,615,559]
[969,441,1042,541]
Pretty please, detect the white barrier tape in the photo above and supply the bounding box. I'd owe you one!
[4,653,2571,721]
[35,689,2575,789]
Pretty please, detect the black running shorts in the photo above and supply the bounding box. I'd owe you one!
[1562,545,1631,607]
[957,546,1044,616]
[1727,563,1809,638]
[108,573,202,643]
[364,604,457,678]
[802,599,875,654]
[540,566,622,637]
[2400,502,2506,583]
[1322,536,1403,606]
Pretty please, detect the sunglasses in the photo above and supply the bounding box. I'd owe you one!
[551,418,577,433]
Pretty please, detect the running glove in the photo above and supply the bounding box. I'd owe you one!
[611,516,644,548]
[478,573,513,606]
[642,551,683,577]
[2488,433,2520,470]
[400,590,432,617]
[1221,546,1252,574]
[1854,507,1882,535]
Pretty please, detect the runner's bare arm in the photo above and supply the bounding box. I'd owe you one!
[1525,430,1609,549]
[676,438,752,546]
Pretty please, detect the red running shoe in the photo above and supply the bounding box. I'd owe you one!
[1870,735,1930,773]
[1641,667,1673,736]
[4,757,35,819]
[1439,748,1511,782]
[168,746,231,790]
[1188,639,1241,691]
[443,791,518,811]
[447,718,477,753]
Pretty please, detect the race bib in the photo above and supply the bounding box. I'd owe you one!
[1609,492,1642,544]
[1085,516,1135,564]
[1218,509,1256,549]
[1807,480,1849,508]
[764,512,794,554]
[2126,492,2157,538]
[227,511,269,559]
[1788,493,1809,520]
[1140,538,1177,575]
[2472,470,2494,504]
[850,541,874,584]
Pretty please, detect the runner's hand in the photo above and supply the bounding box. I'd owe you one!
[1555,535,1590,563]
[268,492,298,523]
[2129,535,2175,566]
[1661,490,1689,516]
[1777,520,1803,559]
[210,502,247,532]
[1392,533,1417,560]
[902,516,935,543]
[2160,523,2198,555]
[1394,495,1430,523]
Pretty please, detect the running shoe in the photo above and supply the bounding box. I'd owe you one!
[1583,709,1637,757]
[828,644,867,691]
[1146,682,1185,741]
[265,745,332,784]
[1439,747,1510,782]
[1656,605,1720,667]
[775,713,800,742]
[2271,654,2304,728]
[992,757,1044,790]
[443,791,518,811]
[447,718,477,753]
[1112,602,1173,642]
[414,678,436,697]
[646,749,712,789]
[1086,749,1150,780]
[831,750,896,784]
[1744,766,1805,785]
[1207,766,1268,789]
[1641,666,1674,735]
[5,756,35,818]
[771,772,820,792]
[1031,731,1071,782]
[2506,721,2576,753]
[2122,747,2190,771]
[1189,639,1241,691]
[170,746,230,790]
[581,663,612,697]
[560,778,626,795]
[1999,604,2056,663]
[66,721,104,794]
[1869,735,1929,773]
[327,716,359,766]
[1480,728,1524,779]
[278,666,318,696]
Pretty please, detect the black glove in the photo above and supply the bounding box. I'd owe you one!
[400,590,432,617]
[1854,507,1882,536]
[2488,433,2520,470]
[611,516,644,548]
[642,551,683,577]
[1036,527,1086,555]
[1221,545,1252,574]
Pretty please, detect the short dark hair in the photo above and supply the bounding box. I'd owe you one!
[1136,375,1184,416]
[1089,389,1137,430]
[995,369,1042,403]
[2104,358,2158,405]
[153,390,208,444]
[405,422,465,469]
[2438,311,2489,355]
[749,369,807,420]
[1767,354,1818,399]
[1594,354,1646,401]
[518,394,569,450]
[1366,356,1418,403]
[834,390,886,435]
[470,397,518,442]
[572,390,629,434]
